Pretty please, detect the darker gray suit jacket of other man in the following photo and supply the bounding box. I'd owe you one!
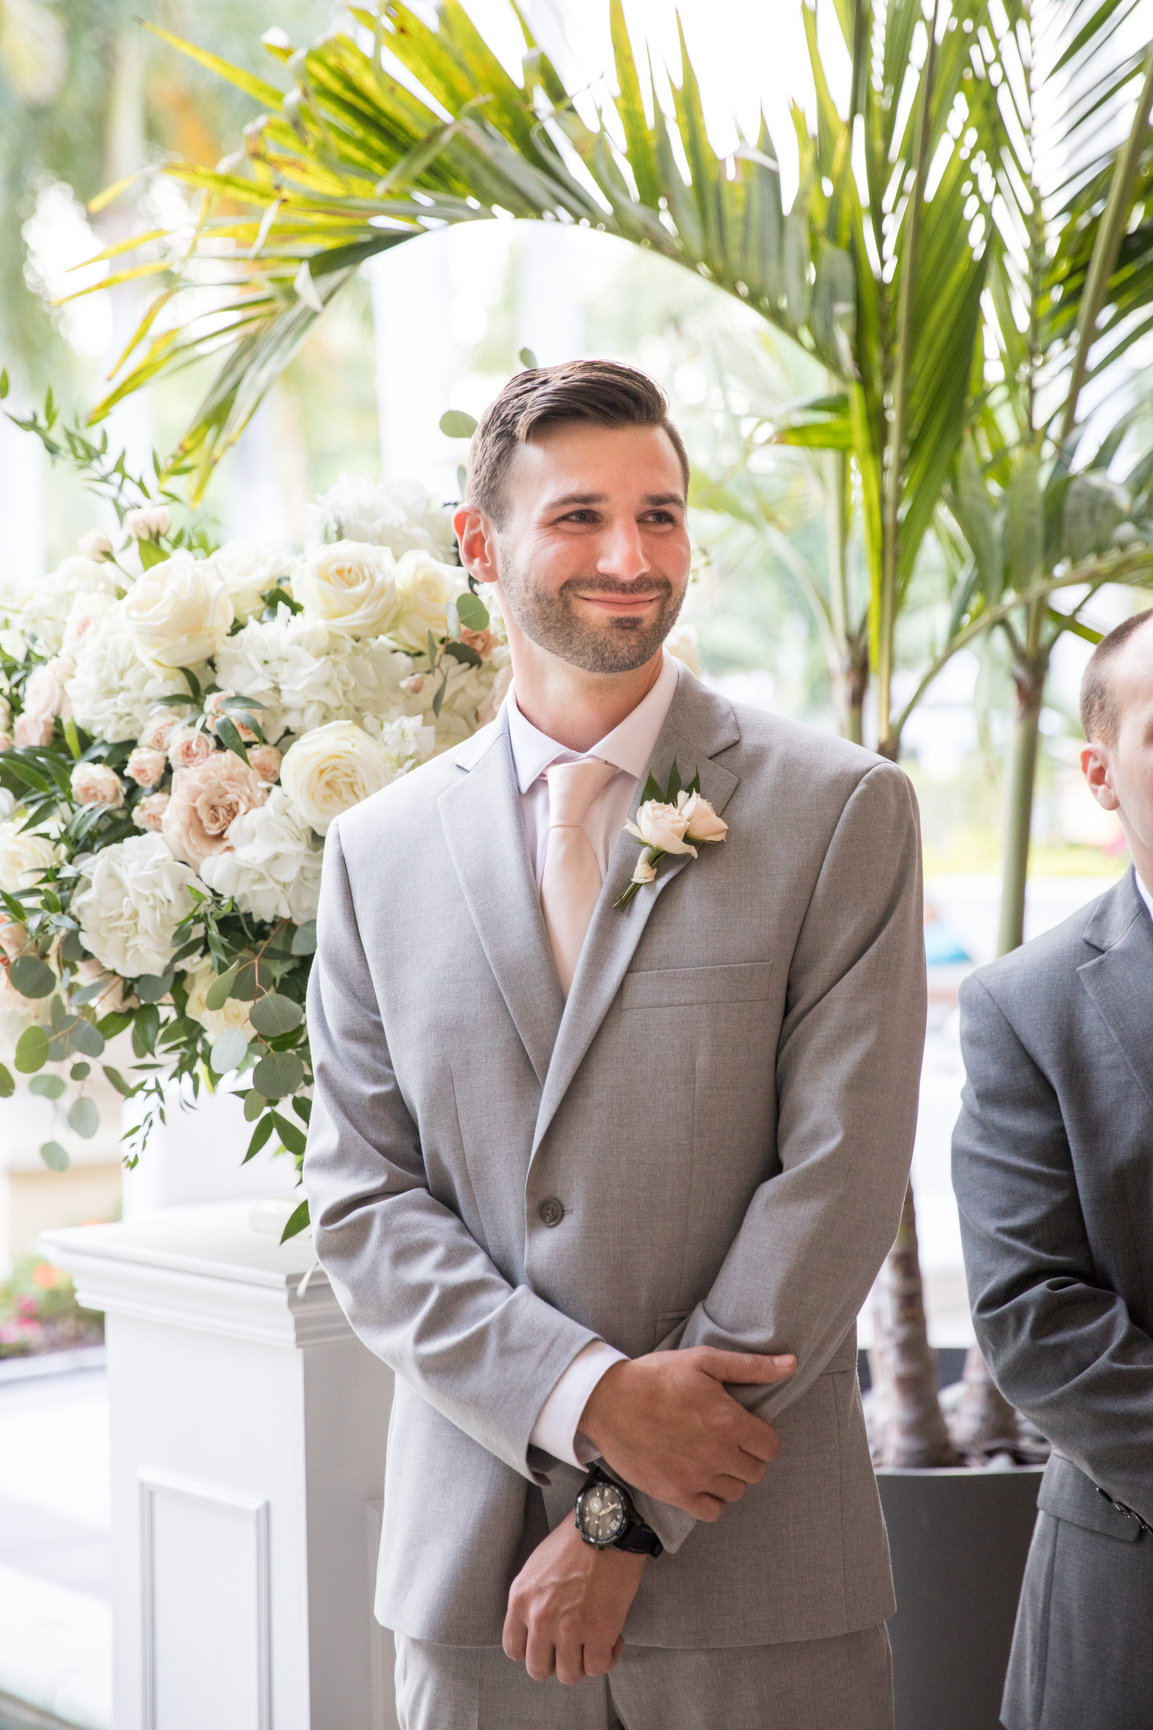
[304,665,926,1650]
[953,868,1153,1730]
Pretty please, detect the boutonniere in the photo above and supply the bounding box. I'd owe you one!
[614,762,728,909]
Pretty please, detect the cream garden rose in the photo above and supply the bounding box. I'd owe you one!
[70,762,125,808]
[0,820,59,894]
[293,541,400,638]
[279,720,394,833]
[72,834,199,978]
[627,800,695,856]
[205,538,290,622]
[182,957,255,1044]
[392,550,462,652]
[122,551,233,667]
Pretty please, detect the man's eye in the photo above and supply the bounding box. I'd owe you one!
[643,511,676,525]
[560,510,598,524]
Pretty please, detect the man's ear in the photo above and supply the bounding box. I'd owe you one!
[453,505,499,587]
[1081,741,1119,810]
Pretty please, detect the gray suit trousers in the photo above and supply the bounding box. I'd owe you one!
[395,1624,893,1730]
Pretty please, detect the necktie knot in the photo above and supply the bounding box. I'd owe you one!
[545,758,615,827]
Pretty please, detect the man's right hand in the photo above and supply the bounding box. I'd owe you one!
[578,1348,796,1522]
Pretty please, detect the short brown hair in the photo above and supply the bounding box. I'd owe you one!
[1080,607,1153,744]
[467,359,690,521]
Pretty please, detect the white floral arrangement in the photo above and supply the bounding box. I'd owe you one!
[0,401,509,1235]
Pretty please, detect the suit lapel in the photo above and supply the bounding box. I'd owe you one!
[438,715,564,1087]
[531,671,741,1156]
[1078,870,1153,1112]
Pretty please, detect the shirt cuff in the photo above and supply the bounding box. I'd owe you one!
[530,1339,627,1468]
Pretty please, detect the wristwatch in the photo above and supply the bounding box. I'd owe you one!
[574,1466,663,1557]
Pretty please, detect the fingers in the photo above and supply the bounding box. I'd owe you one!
[554,1633,584,1688]
[695,1347,796,1385]
[525,1624,557,1683]
[502,1605,527,1664]
[687,1490,728,1521]
[582,1636,619,1680]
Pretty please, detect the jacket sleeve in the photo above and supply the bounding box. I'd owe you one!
[303,819,599,1482]
[952,971,1153,1524]
[635,761,926,1551]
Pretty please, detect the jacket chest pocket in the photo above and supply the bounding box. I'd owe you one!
[622,960,773,1010]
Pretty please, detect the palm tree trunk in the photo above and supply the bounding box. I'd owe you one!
[869,1184,959,1467]
[996,654,1048,955]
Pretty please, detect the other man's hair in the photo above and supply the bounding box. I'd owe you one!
[1080,608,1153,744]
[467,360,690,522]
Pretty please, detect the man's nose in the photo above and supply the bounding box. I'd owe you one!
[595,518,650,581]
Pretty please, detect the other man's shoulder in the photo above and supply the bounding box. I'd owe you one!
[960,873,1137,1017]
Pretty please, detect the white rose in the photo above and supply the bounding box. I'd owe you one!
[205,539,291,623]
[678,789,727,844]
[0,820,60,894]
[626,800,696,856]
[279,721,394,833]
[67,603,188,742]
[392,550,465,652]
[182,957,255,1043]
[124,505,171,541]
[122,551,234,667]
[305,474,456,562]
[199,787,324,924]
[293,541,401,638]
[72,834,200,978]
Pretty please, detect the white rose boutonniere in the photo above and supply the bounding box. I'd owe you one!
[615,763,728,909]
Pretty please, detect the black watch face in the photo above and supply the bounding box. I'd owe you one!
[580,1481,628,1544]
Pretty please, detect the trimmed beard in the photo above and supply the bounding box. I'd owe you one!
[496,556,685,675]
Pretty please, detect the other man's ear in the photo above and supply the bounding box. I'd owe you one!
[1081,741,1119,810]
[453,505,500,588]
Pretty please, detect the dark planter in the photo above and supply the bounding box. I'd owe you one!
[878,1464,1044,1730]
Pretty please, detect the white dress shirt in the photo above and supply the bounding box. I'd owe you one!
[509,649,680,1468]
[1136,869,1153,924]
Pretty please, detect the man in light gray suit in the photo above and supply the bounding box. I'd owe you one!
[304,360,926,1729]
[953,607,1153,1730]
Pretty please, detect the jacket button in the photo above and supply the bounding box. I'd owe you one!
[538,1197,565,1228]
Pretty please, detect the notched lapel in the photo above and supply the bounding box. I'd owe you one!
[438,719,563,1087]
[1079,873,1153,1113]
[532,676,741,1156]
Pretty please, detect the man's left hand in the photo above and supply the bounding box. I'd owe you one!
[502,1517,646,1685]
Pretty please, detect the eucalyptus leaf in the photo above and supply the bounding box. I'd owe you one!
[244,1114,275,1163]
[231,959,273,1003]
[290,921,317,956]
[70,1062,91,1081]
[253,1050,304,1099]
[14,1025,49,1074]
[134,969,174,1004]
[40,1140,70,1172]
[204,962,240,1012]
[211,1028,249,1074]
[69,1020,106,1059]
[280,1197,311,1244]
[250,993,303,1038]
[68,1096,100,1139]
[455,591,490,632]
[439,409,478,438]
[28,1074,66,1100]
[9,955,56,999]
[517,347,538,370]
[0,1063,13,1099]
[244,1089,266,1122]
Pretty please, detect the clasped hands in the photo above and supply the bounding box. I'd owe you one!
[502,1345,795,1684]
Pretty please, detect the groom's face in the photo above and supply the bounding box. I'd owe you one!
[482,421,691,675]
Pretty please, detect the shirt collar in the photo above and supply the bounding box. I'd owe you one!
[504,650,680,794]
[1136,869,1153,924]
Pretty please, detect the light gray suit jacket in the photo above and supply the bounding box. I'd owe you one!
[953,870,1153,1730]
[304,666,926,1649]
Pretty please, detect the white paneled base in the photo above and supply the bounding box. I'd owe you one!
[140,1473,270,1730]
[366,1499,400,1730]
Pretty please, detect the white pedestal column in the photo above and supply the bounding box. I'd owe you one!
[40,1202,399,1730]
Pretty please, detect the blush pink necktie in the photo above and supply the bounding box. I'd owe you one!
[540,758,616,997]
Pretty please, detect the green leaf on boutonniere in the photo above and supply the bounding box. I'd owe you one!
[641,771,664,805]
[666,760,682,802]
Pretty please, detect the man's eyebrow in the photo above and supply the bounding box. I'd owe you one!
[540,491,686,511]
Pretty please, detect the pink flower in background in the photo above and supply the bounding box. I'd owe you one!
[125,748,167,788]
[78,531,114,560]
[14,713,54,748]
[249,745,282,784]
[70,763,125,808]
[139,714,179,753]
[459,626,496,659]
[133,793,170,833]
[167,724,215,771]
[163,753,266,868]
[205,690,257,742]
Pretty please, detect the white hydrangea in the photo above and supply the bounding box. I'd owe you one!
[305,474,457,563]
[199,788,324,924]
[0,818,60,894]
[72,834,200,978]
[66,601,188,742]
[215,606,412,740]
[2,554,120,655]
[357,712,436,772]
